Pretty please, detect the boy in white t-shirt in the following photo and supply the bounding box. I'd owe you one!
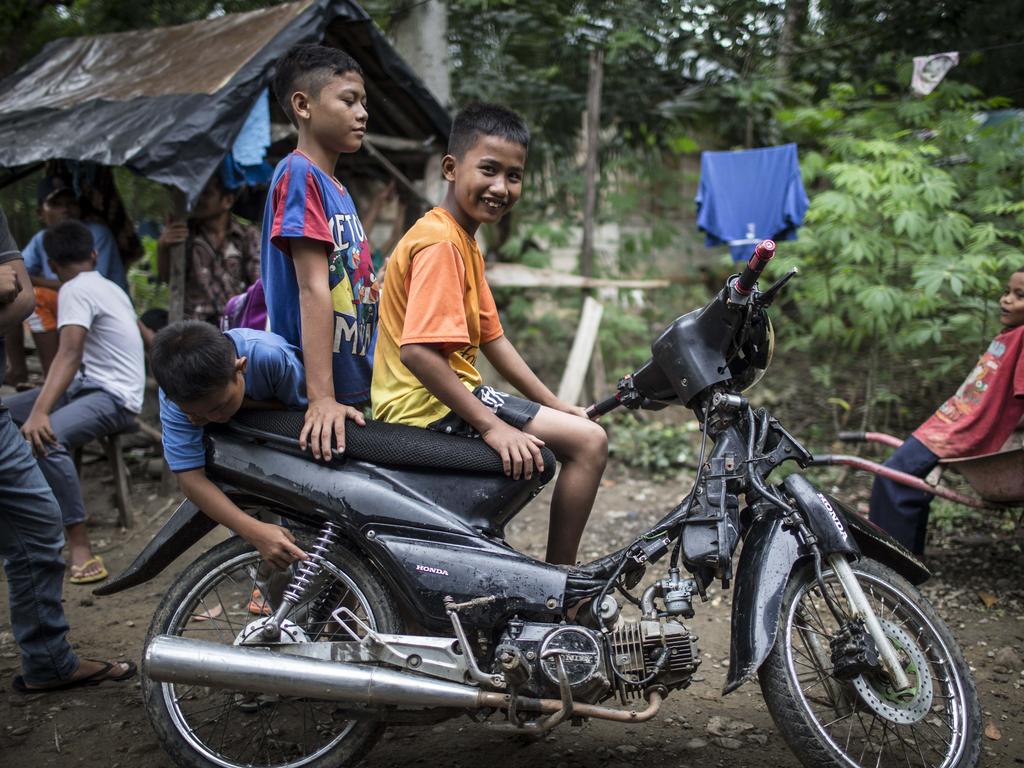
[6,220,144,584]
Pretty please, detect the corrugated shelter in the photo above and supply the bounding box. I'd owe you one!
[0,0,451,208]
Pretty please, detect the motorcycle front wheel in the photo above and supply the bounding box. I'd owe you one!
[141,533,402,768]
[759,556,981,768]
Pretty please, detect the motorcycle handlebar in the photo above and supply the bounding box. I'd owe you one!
[733,239,777,296]
[585,393,621,420]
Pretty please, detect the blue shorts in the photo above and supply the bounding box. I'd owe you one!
[427,386,540,437]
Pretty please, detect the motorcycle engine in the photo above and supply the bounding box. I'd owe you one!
[494,618,700,703]
[608,618,700,700]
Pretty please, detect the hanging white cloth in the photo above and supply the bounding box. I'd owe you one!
[911,52,959,96]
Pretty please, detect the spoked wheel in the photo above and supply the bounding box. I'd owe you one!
[759,557,980,768]
[142,534,401,768]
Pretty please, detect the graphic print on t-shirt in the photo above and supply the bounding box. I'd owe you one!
[326,210,376,357]
[934,338,1005,423]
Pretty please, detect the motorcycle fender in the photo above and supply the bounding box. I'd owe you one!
[725,484,932,695]
[784,473,860,557]
[93,499,215,596]
[724,514,805,695]
[786,473,930,585]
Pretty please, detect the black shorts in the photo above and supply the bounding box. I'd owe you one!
[427,385,541,437]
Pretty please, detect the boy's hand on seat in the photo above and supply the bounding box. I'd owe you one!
[481,422,545,479]
[21,412,58,457]
[246,521,308,571]
[300,398,366,460]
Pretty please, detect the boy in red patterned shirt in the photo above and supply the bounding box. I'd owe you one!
[869,267,1024,554]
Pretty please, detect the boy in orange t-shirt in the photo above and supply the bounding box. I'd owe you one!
[372,103,607,565]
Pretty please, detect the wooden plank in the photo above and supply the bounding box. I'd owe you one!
[557,296,603,406]
[361,139,434,208]
[486,262,668,290]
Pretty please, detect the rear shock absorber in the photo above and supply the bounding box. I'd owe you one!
[260,521,342,641]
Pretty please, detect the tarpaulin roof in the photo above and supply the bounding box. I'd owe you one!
[0,0,451,209]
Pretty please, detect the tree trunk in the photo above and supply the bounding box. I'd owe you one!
[777,0,808,81]
[580,47,604,279]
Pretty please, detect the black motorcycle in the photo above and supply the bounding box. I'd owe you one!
[99,241,981,768]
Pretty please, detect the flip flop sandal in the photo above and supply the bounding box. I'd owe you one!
[247,588,272,616]
[190,604,224,622]
[69,556,108,585]
[12,659,137,694]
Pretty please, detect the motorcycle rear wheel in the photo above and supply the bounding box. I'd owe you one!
[142,533,401,768]
[759,557,980,768]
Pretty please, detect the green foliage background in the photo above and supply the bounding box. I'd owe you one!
[3,0,1023,444]
[770,83,1024,431]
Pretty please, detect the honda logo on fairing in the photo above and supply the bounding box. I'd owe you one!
[816,493,848,542]
[416,564,449,576]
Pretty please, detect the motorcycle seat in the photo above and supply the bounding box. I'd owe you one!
[221,409,557,481]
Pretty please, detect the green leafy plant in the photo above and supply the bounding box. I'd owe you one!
[772,82,1024,430]
[127,235,167,314]
[606,412,699,476]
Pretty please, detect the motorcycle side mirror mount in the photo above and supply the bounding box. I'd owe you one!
[754,267,799,308]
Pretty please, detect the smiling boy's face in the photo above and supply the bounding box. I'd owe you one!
[999,271,1024,328]
[295,71,368,155]
[441,134,526,235]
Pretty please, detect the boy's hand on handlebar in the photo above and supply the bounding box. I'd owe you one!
[246,521,308,570]
[300,398,366,460]
[481,422,545,480]
[553,400,590,420]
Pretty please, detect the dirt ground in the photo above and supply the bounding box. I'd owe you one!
[1,445,1022,768]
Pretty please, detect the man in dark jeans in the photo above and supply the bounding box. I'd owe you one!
[0,208,135,692]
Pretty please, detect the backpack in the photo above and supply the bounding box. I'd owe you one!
[221,278,268,332]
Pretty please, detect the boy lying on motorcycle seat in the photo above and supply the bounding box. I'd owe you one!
[150,320,362,569]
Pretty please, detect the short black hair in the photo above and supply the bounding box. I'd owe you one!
[150,321,237,402]
[447,102,530,158]
[43,220,93,266]
[273,43,363,126]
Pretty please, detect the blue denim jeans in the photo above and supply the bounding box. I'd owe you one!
[0,409,79,685]
[5,379,135,527]
[868,435,940,556]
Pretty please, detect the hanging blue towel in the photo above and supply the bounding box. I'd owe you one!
[219,89,274,190]
[695,143,810,261]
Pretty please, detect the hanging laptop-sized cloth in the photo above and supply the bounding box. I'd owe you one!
[695,143,810,261]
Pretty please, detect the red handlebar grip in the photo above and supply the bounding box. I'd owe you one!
[734,239,777,296]
[748,239,776,270]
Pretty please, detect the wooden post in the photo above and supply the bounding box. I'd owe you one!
[161,186,188,494]
[557,297,604,407]
[166,187,188,325]
[580,47,604,280]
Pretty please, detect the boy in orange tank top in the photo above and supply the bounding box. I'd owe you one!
[372,103,607,565]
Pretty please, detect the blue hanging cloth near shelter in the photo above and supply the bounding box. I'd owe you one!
[695,143,810,261]
[220,88,274,190]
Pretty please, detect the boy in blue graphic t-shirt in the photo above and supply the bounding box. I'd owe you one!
[262,43,377,462]
[150,321,354,568]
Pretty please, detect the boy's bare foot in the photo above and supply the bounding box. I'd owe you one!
[65,523,105,582]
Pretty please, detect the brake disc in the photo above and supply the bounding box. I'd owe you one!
[851,617,933,724]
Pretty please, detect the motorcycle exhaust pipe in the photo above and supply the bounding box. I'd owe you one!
[146,635,664,723]
[145,635,481,709]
